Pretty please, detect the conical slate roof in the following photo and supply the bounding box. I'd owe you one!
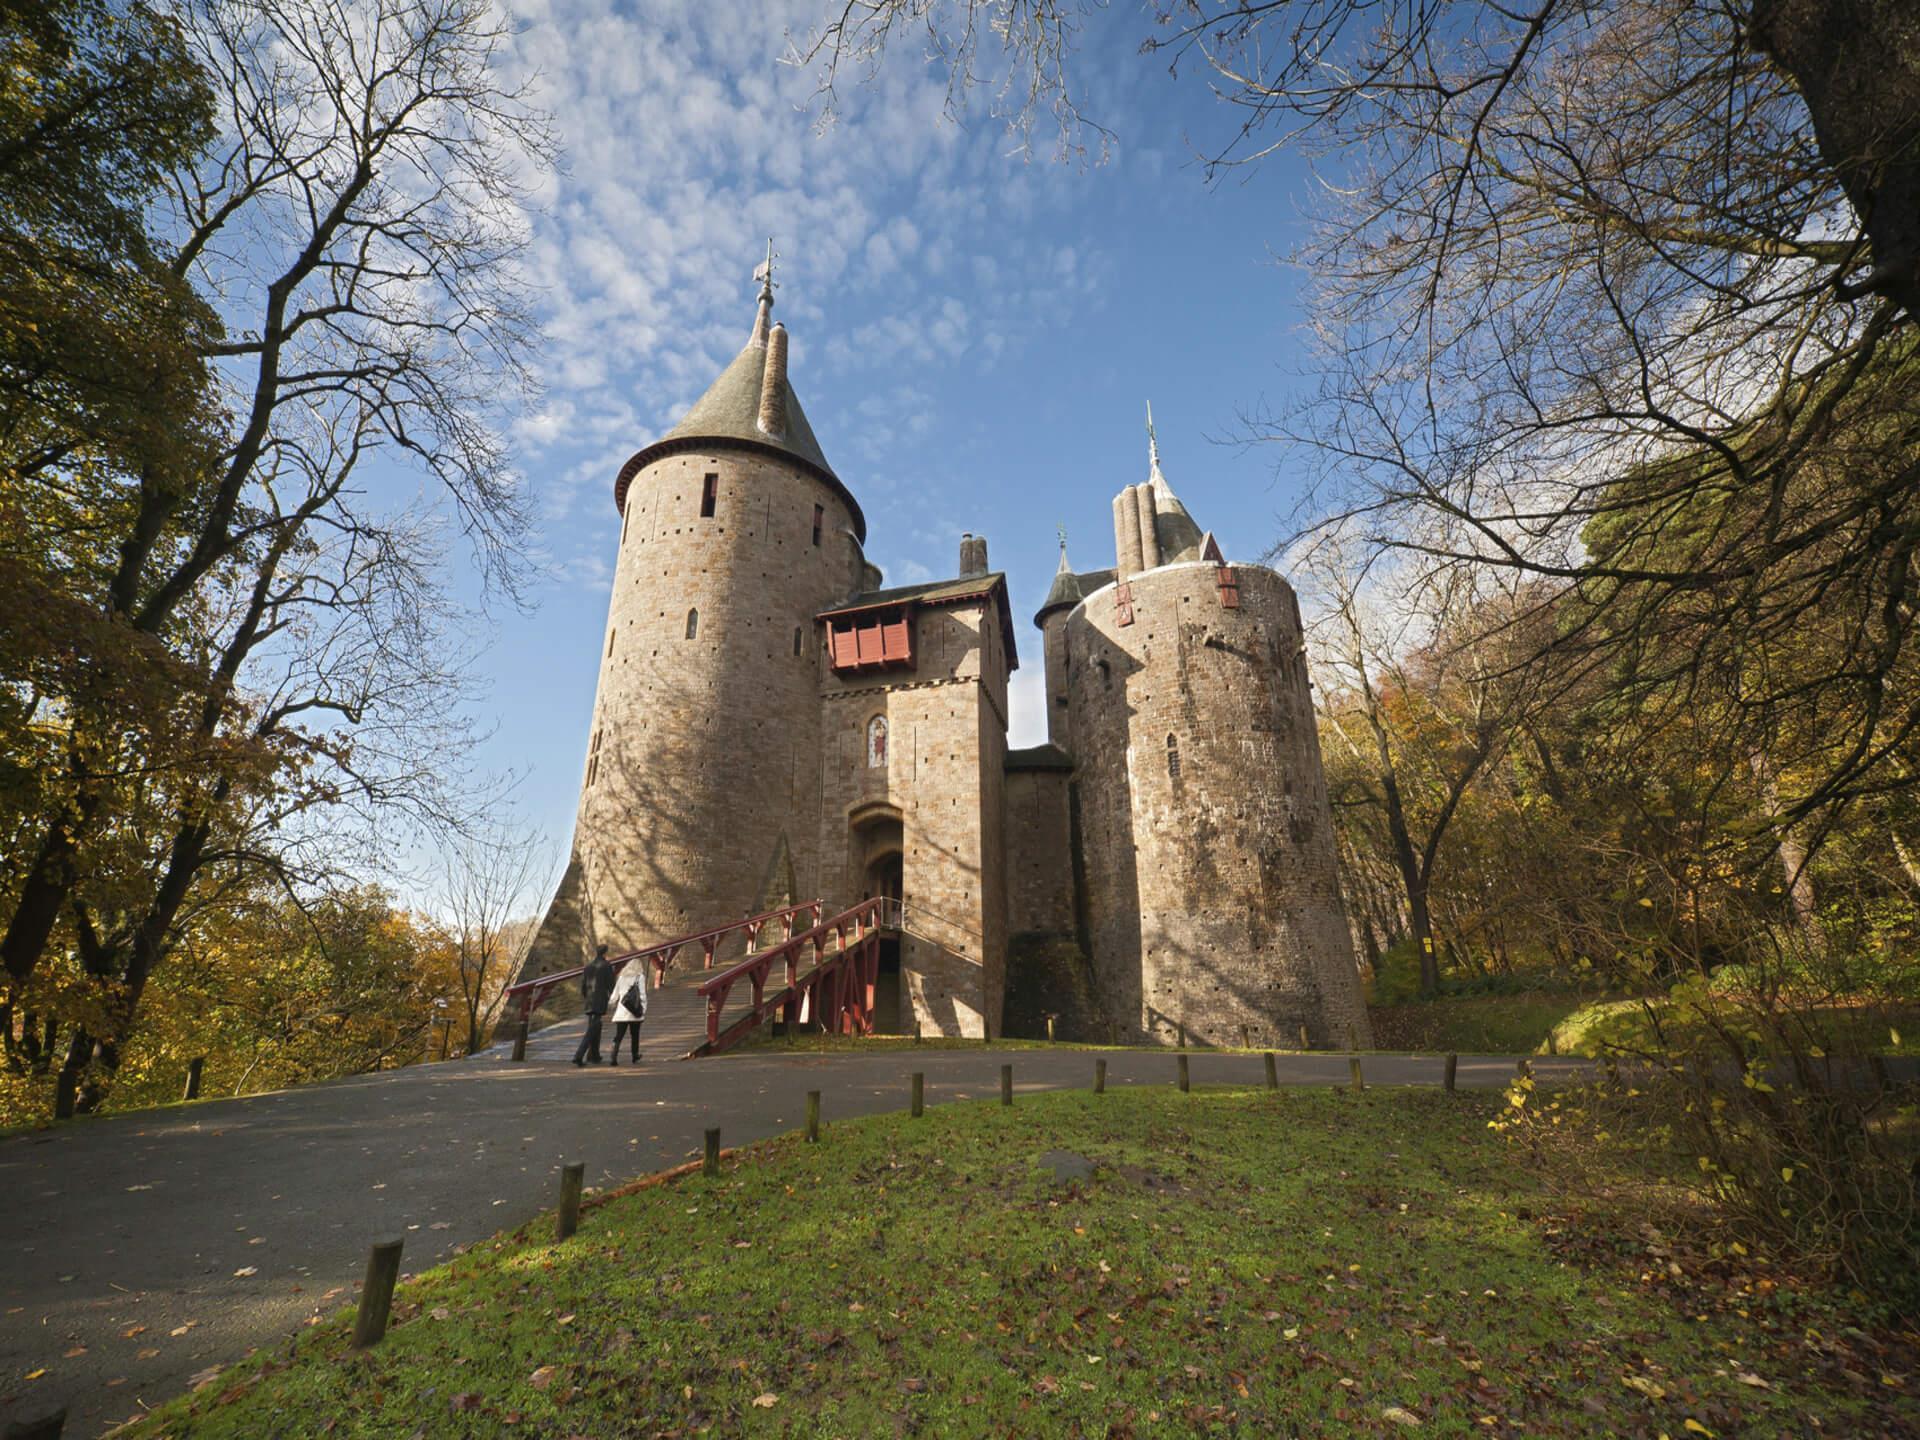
[1035,545,1083,621]
[614,286,865,541]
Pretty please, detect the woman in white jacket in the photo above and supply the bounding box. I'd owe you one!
[608,965,646,1065]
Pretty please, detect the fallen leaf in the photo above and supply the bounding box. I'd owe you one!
[1623,1376,1667,1400]
[1736,1372,1771,1390]
[528,1365,557,1390]
[189,1366,223,1391]
[23,1368,45,1381]
[1382,1406,1423,1428]
[1683,1423,1715,1438]
[751,1394,778,1408]
[63,1346,86,1358]
[451,1392,482,1412]
[233,1266,258,1277]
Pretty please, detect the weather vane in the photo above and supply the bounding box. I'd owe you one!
[1057,523,1068,555]
[753,237,778,300]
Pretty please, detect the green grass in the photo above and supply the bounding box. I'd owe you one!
[125,1088,1911,1438]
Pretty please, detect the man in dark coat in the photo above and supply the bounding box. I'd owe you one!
[572,944,616,1066]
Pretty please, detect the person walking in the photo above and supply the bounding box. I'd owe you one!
[572,944,615,1066]
[609,963,646,1064]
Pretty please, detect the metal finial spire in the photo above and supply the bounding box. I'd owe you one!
[1057,523,1068,554]
[753,237,778,303]
[1146,400,1162,475]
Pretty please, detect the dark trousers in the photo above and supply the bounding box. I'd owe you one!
[573,1012,605,1064]
[611,1021,641,1059]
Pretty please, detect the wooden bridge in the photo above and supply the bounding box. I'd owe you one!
[499,898,899,1061]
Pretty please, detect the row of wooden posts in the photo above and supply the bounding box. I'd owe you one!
[342,1048,1511,1352]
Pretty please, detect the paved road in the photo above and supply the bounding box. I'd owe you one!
[0,1023,1587,1437]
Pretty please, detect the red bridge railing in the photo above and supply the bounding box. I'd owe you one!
[694,897,895,1053]
[501,900,825,1023]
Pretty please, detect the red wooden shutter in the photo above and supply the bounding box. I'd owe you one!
[1115,580,1135,627]
[1215,565,1240,609]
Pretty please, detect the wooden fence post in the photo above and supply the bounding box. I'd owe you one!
[555,1162,585,1241]
[1094,1058,1106,1094]
[1264,1052,1278,1090]
[805,1090,820,1143]
[1239,1023,1251,1050]
[351,1238,404,1348]
[911,1072,924,1118]
[1001,1063,1013,1107]
[182,1057,204,1102]
[3,1404,68,1439]
[511,1015,528,1063]
[703,1129,720,1178]
[1045,1014,1057,1043]
[1444,1054,1458,1093]
[1349,1056,1364,1093]
[1516,1058,1532,1081]
[1298,1023,1310,1051]
[1177,1054,1190,1093]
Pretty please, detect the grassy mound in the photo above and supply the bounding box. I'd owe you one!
[125,1089,1911,1438]
[1367,995,1583,1054]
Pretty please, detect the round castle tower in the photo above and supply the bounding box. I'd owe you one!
[1060,413,1370,1048]
[522,261,866,976]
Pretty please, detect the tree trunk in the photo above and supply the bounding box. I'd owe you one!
[1750,0,1920,320]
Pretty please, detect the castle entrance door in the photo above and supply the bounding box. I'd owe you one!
[851,805,905,1033]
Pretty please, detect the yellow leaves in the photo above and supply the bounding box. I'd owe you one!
[1683,1421,1715,1436]
[751,1393,778,1408]
[1623,1375,1666,1399]
[1780,1167,1794,1184]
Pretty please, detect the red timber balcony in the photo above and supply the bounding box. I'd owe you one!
[822,602,913,674]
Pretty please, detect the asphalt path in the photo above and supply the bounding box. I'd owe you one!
[0,1029,1589,1436]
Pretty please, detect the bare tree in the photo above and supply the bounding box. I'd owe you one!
[438,823,552,1056]
[4,0,555,1114]
[804,2,1920,828]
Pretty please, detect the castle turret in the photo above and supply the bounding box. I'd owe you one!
[1063,409,1369,1047]
[517,248,865,988]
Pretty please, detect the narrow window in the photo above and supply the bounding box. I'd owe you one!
[685,607,699,640]
[792,626,803,656]
[812,504,824,546]
[620,497,632,544]
[587,727,603,787]
[606,628,615,658]
[700,473,717,518]
[867,714,888,768]
[1166,733,1181,780]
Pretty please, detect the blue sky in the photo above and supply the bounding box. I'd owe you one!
[460,0,1330,882]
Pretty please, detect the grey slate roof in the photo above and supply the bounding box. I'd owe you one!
[1034,567,1116,626]
[657,337,835,479]
[821,572,1006,614]
[1005,742,1075,772]
[613,308,867,541]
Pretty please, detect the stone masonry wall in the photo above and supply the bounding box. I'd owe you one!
[1065,561,1370,1048]
[517,446,862,990]
[817,599,1007,1037]
[1004,768,1074,934]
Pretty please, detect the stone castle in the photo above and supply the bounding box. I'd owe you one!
[511,264,1370,1048]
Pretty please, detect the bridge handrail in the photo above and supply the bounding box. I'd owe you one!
[693,897,888,1051]
[501,899,824,1019]
[693,897,885,997]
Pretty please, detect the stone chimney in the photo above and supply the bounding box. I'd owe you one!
[959,532,989,577]
[757,322,788,437]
